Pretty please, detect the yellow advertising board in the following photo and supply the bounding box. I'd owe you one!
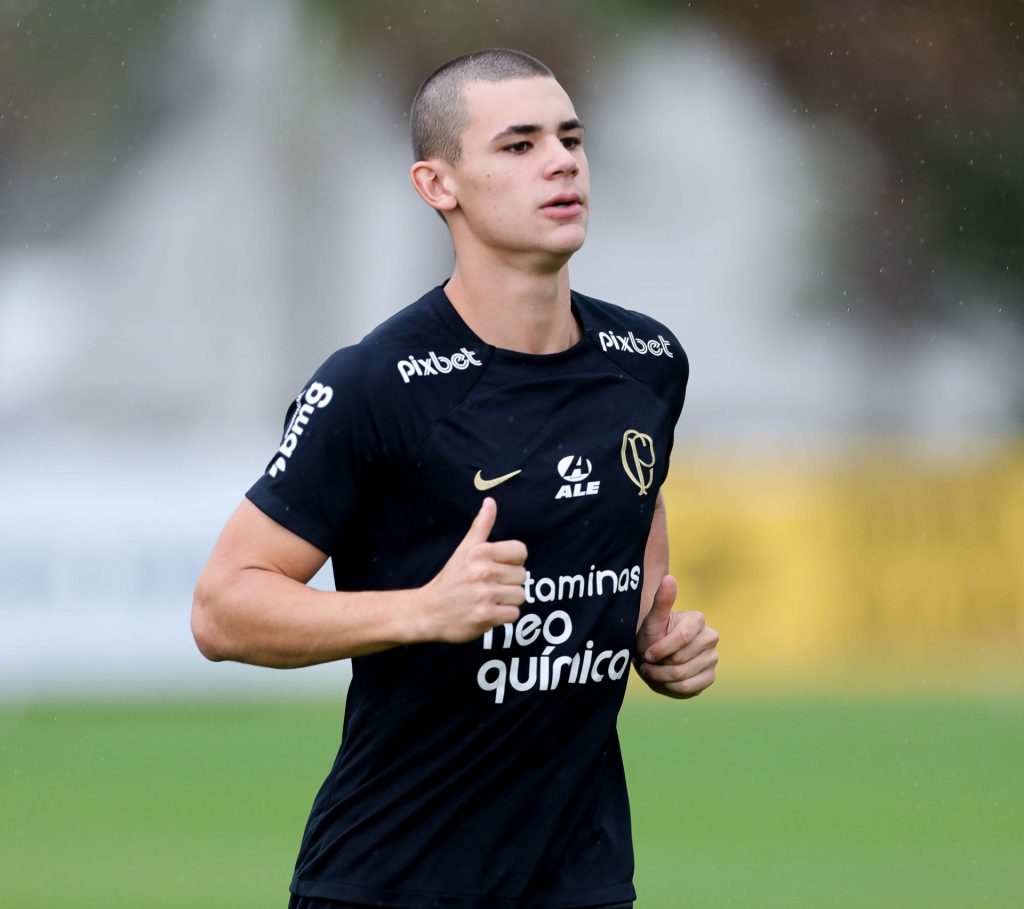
[661,448,1024,692]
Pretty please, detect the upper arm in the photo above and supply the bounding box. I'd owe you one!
[200,498,329,586]
[191,499,330,663]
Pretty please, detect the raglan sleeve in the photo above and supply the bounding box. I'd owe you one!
[666,327,689,428]
[245,346,379,553]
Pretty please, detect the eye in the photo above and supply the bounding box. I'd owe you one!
[561,135,583,149]
[504,141,532,154]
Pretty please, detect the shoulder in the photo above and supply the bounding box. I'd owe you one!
[573,290,689,409]
[312,285,487,394]
[574,290,686,365]
[296,286,490,452]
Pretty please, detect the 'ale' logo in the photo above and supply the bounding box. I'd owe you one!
[555,455,600,500]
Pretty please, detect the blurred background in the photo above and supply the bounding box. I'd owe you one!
[1,1,1022,906]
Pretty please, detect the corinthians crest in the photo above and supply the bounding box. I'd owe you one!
[620,429,655,495]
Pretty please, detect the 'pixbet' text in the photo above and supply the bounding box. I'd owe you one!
[598,330,673,357]
[396,348,482,383]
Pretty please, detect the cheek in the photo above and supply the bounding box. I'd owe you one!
[473,175,518,209]
[460,170,523,228]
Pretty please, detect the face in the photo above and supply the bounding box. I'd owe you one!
[445,77,590,264]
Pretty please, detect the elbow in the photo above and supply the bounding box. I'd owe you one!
[191,575,230,662]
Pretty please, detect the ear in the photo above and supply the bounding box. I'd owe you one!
[410,160,458,215]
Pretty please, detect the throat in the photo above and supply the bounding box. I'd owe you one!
[444,270,580,354]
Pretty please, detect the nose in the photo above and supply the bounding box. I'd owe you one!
[543,137,579,179]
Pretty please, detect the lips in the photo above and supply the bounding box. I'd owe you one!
[541,192,585,219]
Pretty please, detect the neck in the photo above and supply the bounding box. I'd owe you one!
[444,252,580,355]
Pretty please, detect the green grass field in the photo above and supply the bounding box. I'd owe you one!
[1,694,1021,908]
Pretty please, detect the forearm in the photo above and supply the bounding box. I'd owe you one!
[637,490,668,631]
[192,566,422,668]
[193,496,525,669]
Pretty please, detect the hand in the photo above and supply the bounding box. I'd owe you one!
[634,575,719,699]
[417,497,528,644]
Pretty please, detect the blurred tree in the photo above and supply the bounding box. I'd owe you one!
[702,0,1024,331]
[0,0,188,242]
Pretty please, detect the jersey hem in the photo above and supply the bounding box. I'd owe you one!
[244,485,333,554]
[292,878,636,909]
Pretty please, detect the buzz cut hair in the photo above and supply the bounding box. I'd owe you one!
[411,48,554,164]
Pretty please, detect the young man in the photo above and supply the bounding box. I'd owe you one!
[192,49,719,909]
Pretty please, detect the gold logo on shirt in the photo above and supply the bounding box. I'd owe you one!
[474,469,522,491]
[621,430,655,495]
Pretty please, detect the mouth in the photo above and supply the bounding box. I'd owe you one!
[541,192,585,219]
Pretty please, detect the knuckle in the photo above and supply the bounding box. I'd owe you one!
[472,563,497,584]
[691,671,715,696]
[679,678,700,697]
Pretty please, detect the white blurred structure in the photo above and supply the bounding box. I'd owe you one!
[0,443,349,700]
[0,2,1020,699]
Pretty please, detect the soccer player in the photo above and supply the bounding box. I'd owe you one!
[192,48,719,909]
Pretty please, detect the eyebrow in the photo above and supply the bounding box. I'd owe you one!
[490,118,585,143]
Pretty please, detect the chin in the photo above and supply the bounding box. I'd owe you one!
[493,222,588,261]
[548,228,588,257]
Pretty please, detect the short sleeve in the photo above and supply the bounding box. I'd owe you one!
[245,347,378,553]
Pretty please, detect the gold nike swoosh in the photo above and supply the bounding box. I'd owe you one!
[473,468,523,491]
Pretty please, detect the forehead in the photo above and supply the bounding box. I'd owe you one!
[460,77,578,138]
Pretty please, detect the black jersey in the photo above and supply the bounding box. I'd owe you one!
[246,285,688,909]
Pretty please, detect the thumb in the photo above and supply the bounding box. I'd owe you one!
[461,496,497,547]
[644,574,677,632]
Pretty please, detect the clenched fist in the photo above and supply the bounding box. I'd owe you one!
[635,575,719,699]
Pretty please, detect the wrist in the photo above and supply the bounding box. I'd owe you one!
[399,583,435,645]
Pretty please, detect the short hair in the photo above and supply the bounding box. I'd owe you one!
[411,49,554,164]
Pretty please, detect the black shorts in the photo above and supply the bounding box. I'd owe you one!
[288,897,633,909]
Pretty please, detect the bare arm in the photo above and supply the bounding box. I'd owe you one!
[191,497,526,668]
[637,490,668,633]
